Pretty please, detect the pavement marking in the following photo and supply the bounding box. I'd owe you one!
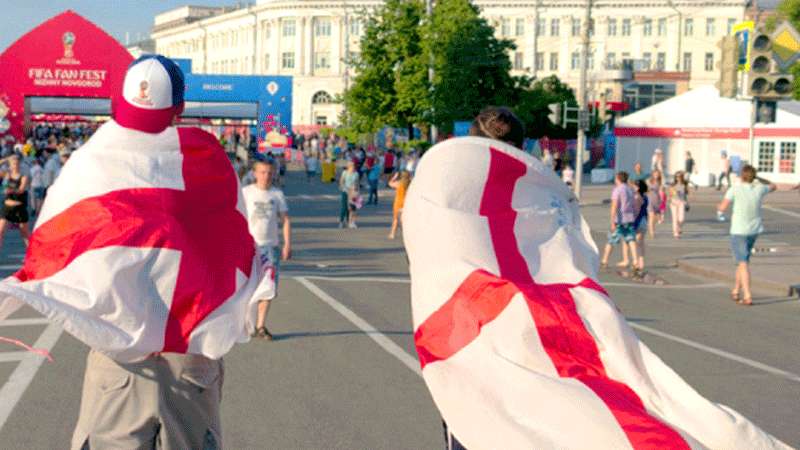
[0,352,30,363]
[0,265,20,270]
[301,275,724,289]
[0,323,63,432]
[629,322,800,384]
[0,318,50,327]
[296,276,800,386]
[764,205,800,219]
[294,276,422,377]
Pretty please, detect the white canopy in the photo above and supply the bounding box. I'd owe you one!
[616,85,800,129]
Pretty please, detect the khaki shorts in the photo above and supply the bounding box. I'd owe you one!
[71,350,224,450]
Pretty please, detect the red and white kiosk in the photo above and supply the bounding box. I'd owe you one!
[614,86,800,185]
[0,11,133,141]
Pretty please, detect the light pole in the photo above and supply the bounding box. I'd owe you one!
[667,0,683,71]
[426,0,437,143]
[574,0,593,200]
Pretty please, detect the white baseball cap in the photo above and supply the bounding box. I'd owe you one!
[113,55,185,134]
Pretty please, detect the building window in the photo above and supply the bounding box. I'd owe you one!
[501,18,511,36]
[623,83,676,112]
[572,18,580,37]
[350,19,362,36]
[780,142,797,173]
[683,52,692,71]
[606,52,616,68]
[550,52,558,70]
[261,21,271,40]
[550,18,560,36]
[315,18,332,37]
[537,18,546,36]
[571,51,580,70]
[283,19,296,37]
[314,51,331,69]
[535,52,544,70]
[758,142,775,173]
[656,52,666,70]
[315,115,328,125]
[281,51,295,69]
[312,91,334,104]
[643,19,652,36]
[684,18,693,36]
[727,18,736,35]
[704,52,714,71]
[607,18,617,36]
[643,52,652,69]
[516,18,525,36]
[706,18,715,36]
[622,19,631,36]
[658,18,667,36]
[514,52,523,70]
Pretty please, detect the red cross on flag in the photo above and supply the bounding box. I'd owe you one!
[0,121,274,361]
[403,137,789,450]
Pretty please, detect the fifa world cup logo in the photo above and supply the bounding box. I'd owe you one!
[63,32,75,59]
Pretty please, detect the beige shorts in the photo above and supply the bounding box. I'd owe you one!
[71,350,224,450]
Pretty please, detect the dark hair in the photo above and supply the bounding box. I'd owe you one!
[637,179,648,194]
[741,164,756,183]
[617,171,629,183]
[468,106,525,149]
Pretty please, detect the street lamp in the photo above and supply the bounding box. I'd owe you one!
[667,0,683,71]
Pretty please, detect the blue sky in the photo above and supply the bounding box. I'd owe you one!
[0,0,235,53]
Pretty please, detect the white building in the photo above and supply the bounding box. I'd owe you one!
[150,0,761,129]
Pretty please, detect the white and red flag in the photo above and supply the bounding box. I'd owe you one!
[403,137,790,450]
[0,120,274,361]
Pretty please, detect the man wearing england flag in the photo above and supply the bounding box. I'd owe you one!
[242,157,292,341]
[0,55,275,449]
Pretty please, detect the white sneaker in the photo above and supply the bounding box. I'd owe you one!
[348,222,358,229]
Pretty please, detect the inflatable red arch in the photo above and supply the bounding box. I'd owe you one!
[0,10,133,141]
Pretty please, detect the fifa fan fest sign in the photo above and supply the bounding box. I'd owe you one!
[0,10,133,140]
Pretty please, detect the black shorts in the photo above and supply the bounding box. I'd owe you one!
[3,205,29,224]
[383,167,394,175]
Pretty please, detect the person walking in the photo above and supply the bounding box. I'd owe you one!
[600,171,639,271]
[632,180,649,273]
[651,148,664,175]
[304,150,319,182]
[28,158,45,217]
[631,162,648,182]
[716,151,731,191]
[339,160,360,228]
[0,155,31,250]
[684,151,698,190]
[646,170,664,238]
[367,159,382,205]
[388,171,411,239]
[242,159,292,340]
[669,171,689,238]
[717,165,776,306]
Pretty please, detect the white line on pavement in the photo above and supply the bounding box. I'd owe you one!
[301,275,724,289]
[294,276,422,377]
[296,276,798,384]
[0,352,31,363]
[629,323,800,384]
[764,205,800,219]
[0,318,50,327]
[0,265,20,270]
[0,323,63,432]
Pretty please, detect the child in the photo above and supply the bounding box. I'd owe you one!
[388,171,411,239]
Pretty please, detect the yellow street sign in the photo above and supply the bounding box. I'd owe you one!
[732,21,754,71]
[772,22,800,71]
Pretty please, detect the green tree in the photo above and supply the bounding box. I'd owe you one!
[422,0,518,134]
[512,75,578,139]
[342,0,429,137]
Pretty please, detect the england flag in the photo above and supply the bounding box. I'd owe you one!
[403,137,790,450]
[0,56,273,362]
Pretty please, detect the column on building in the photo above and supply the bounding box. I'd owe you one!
[306,16,315,76]
[332,15,343,75]
[272,17,280,74]
[632,15,644,61]
[298,17,306,75]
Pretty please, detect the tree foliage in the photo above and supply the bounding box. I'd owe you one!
[511,75,578,139]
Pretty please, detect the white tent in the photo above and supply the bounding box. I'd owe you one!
[614,86,800,185]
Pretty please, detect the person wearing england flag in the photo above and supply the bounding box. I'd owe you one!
[242,157,292,340]
[0,55,275,449]
[404,107,790,450]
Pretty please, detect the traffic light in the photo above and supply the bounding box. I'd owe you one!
[756,99,777,124]
[747,28,795,99]
[716,36,738,98]
[548,102,563,128]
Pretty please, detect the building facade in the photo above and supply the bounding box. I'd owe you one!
[150,0,754,128]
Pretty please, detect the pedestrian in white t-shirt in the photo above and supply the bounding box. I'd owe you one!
[242,159,292,340]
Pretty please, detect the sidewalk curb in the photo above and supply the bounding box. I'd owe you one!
[676,255,800,297]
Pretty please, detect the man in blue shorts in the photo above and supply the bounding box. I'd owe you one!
[601,171,639,271]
